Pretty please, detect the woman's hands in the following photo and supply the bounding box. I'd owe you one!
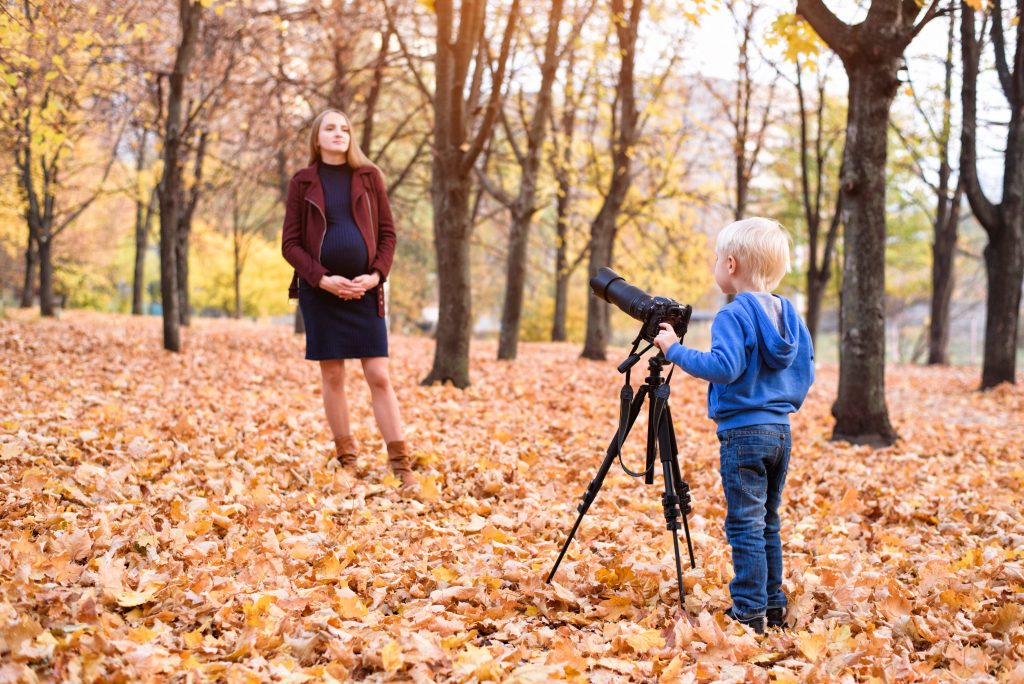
[318,272,381,300]
[351,271,381,292]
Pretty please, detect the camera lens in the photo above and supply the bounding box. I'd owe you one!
[590,267,654,321]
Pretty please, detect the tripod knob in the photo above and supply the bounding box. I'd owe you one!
[678,482,692,515]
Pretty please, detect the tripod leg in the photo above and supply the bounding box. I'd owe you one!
[648,387,686,607]
[546,386,649,584]
[660,404,696,569]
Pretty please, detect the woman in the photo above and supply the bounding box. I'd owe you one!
[281,109,416,494]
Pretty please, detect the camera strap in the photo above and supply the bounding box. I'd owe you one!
[616,338,657,479]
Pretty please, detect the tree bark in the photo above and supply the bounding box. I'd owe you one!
[927,10,961,366]
[158,0,202,352]
[133,188,156,315]
[830,62,899,446]
[581,0,642,360]
[176,129,207,327]
[797,0,941,444]
[550,48,585,343]
[495,0,565,360]
[960,1,1023,387]
[37,235,54,317]
[20,234,37,308]
[795,58,842,346]
[421,0,520,387]
[132,127,151,315]
[927,184,961,364]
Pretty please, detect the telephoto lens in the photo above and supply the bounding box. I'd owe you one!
[589,267,655,321]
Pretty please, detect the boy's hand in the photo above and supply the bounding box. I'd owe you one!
[654,322,679,354]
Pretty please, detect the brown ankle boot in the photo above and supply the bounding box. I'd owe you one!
[386,440,418,494]
[334,435,358,469]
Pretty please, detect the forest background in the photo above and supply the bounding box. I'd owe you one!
[2,0,1019,381]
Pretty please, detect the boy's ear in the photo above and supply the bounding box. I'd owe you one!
[727,255,737,274]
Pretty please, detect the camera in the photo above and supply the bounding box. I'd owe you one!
[590,267,692,344]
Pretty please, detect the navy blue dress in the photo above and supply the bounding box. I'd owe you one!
[298,162,388,360]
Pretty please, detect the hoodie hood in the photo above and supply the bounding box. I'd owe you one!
[735,292,800,370]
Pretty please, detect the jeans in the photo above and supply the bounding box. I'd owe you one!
[717,423,791,620]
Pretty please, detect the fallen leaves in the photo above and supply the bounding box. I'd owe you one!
[0,312,1022,680]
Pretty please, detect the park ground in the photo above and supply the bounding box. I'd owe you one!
[0,312,1022,682]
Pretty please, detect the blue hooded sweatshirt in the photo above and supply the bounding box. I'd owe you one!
[665,292,814,432]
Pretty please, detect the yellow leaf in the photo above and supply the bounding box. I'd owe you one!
[336,588,369,619]
[481,525,511,544]
[769,667,800,684]
[315,554,342,582]
[243,594,275,626]
[626,629,665,653]
[420,475,441,501]
[382,640,403,672]
[183,630,203,648]
[598,596,634,620]
[129,625,158,643]
[115,585,162,607]
[796,631,827,661]
[432,566,458,582]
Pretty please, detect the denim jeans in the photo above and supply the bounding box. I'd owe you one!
[717,423,791,620]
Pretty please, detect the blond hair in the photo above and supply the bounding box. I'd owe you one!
[716,217,792,291]
[307,109,377,169]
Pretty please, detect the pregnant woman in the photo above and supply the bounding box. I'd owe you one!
[281,109,416,495]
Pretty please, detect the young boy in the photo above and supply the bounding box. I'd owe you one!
[653,217,814,635]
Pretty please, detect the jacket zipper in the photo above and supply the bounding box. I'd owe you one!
[306,197,327,261]
[367,190,376,245]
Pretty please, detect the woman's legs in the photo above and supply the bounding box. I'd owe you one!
[319,360,351,438]
[361,357,404,442]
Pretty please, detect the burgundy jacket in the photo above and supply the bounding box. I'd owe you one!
[281,163,397,317]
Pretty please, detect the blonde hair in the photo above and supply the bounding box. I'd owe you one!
[716,217,792,291]
[307,109,376,169]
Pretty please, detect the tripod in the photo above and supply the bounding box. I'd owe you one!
[546,343,696,608]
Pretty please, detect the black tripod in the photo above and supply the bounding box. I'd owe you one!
[547,341,696,608]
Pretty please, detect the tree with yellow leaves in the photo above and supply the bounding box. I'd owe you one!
[1,1,132,316]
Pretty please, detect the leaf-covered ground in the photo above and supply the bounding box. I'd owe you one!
[1,312,1022,683]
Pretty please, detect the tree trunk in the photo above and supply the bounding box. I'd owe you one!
[927,189,960,365]
[132,189,155,315]
[581,0,641,361]
[234,242,242,320]
[176,222,190,325]
[550,50,580,344]
[37,235,55,317]
[927,11,960,366]
[551,198,570,342]
[581,213,616,359]
[498,212,531,359]
[830,62,898,446]
[960,1,1023,388]
[20,234,37,308]
[805,268,825,347]
[158,0,202,352]
[423,171,473,386]
[980,220,1023,386]
[176,130,207,327]
[494,0,564,360]
[421,0,520,387]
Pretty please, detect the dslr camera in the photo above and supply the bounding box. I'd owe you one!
[590,267,692,344]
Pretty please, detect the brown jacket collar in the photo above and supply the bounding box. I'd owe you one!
[293,163,377,212]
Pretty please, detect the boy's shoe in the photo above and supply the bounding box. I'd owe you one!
[725,608,765,635]
[766,606,787,629]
